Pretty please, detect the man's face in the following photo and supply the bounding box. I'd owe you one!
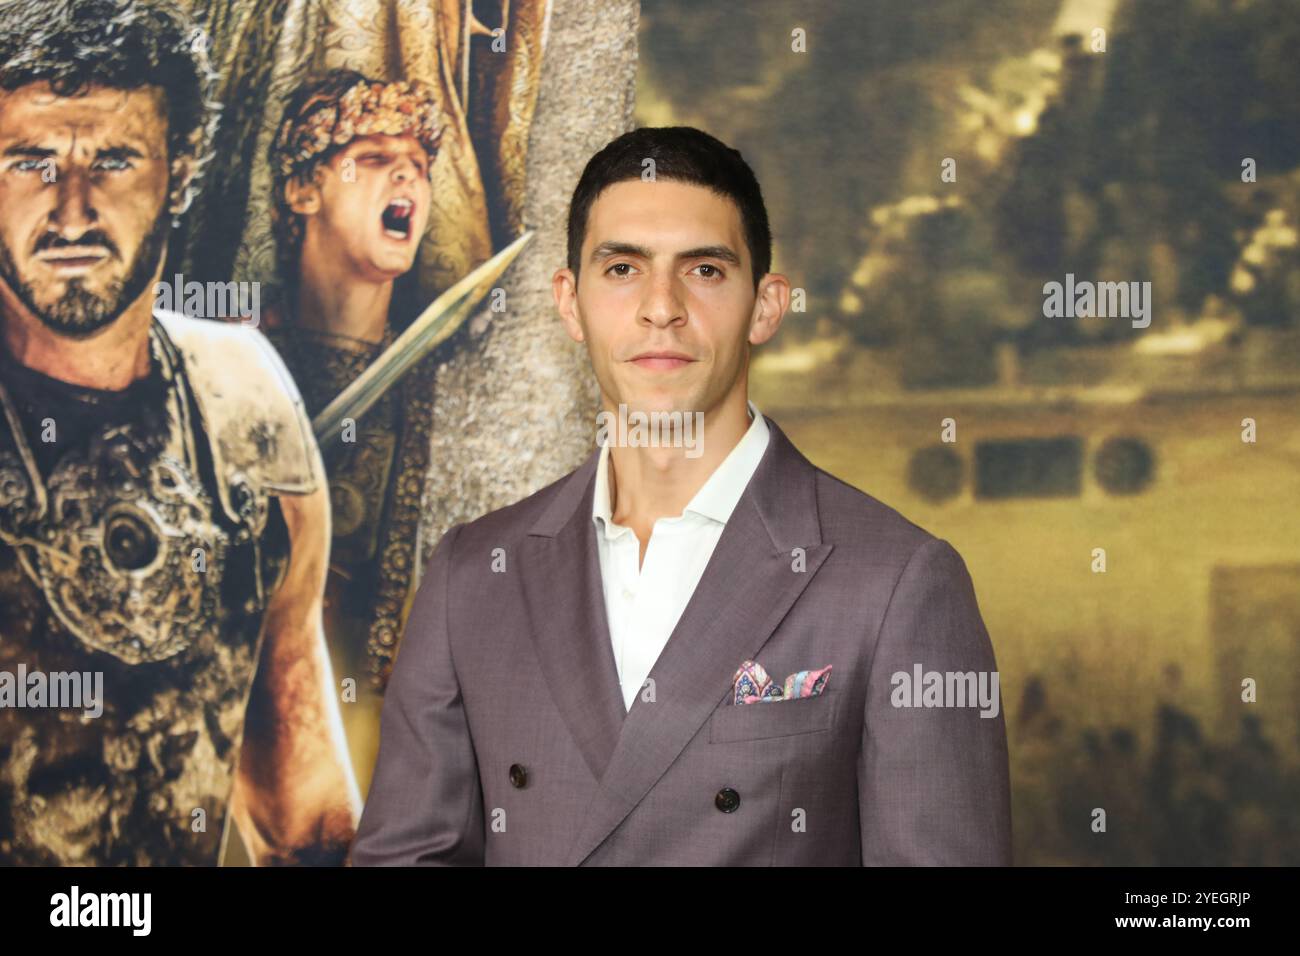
[0,82,173,337]
[299,133,433,281]
[557,178,782,420]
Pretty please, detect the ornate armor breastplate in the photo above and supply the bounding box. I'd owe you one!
[0,328,235,664]
[0,313,315,865]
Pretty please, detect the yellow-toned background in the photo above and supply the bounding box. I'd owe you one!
[640,0,1300,864]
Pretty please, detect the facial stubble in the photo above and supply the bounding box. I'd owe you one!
[0,209,171,339]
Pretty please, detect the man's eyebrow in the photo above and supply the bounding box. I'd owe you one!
[96,144,146,161]
[676,244,741,266]
[589,240,653,263]
[2,143,55,158]
[588,241,742,266]
[356,144,429,162]
[1,143,149,160]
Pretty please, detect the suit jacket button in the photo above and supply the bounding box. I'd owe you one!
[509,764,527,788]
[714,787,740,813]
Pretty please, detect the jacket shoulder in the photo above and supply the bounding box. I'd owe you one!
[813,466,942,562]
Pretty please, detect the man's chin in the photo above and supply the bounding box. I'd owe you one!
[34,308,121,338]
[368,253,417,280]
[609,376,707,415]
[606,395,704,419]
[22,285,129,338]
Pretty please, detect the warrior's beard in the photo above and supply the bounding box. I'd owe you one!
[0,213,170,339]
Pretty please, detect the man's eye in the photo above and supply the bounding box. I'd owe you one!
[607,262,636,277]
[13,159,48,173]
[693,263,724,279]
[94,158,132,172]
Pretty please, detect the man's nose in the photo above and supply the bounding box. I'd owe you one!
[391,157,420,183]
[49,165,98,240]
[639,273,686,328]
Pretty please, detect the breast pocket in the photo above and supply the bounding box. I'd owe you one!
[708,691,835,744]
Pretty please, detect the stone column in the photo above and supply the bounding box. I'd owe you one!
[419,0,641,554]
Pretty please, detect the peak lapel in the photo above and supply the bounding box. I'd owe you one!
[518,452,626,785]
[567,418,834,865]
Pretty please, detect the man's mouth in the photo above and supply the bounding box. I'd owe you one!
[381,197,415,240]
[35,246,111,275]
[629,351,696,371]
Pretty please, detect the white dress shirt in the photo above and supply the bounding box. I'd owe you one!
[593,401,770,711]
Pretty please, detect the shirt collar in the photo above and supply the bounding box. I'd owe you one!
[592,401,770,534]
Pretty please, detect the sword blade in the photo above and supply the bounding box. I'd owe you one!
[312,231,533,440]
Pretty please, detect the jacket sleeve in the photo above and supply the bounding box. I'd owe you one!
[351,523,486,865]
[857,536,1013,865]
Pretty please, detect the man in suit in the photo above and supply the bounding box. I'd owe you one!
[352,126,1012,865]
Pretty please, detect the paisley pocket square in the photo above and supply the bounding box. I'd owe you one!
[732,659,831,704]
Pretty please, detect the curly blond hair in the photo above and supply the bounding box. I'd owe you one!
[269,69,442,279]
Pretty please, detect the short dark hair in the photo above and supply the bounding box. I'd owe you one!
[0,0,221,213]
[566,126,772,288]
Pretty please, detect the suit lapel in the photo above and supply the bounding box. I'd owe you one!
[565,418,833,865]
[518,452,627,785]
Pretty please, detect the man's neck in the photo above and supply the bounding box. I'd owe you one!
[295,251,394,344]
[0,289,154,391]
[607,390,752,559]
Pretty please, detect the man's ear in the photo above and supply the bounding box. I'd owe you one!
[748,272,790,346]
[167,123,207,215]
[552,267,585,344]
[168,153,200,216]
[284,171,323,217]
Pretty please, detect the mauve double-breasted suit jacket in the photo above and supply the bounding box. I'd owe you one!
[351,416,1012,865]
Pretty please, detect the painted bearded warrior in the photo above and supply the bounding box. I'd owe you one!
[0,0,359,865]
[262,69,442,688]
